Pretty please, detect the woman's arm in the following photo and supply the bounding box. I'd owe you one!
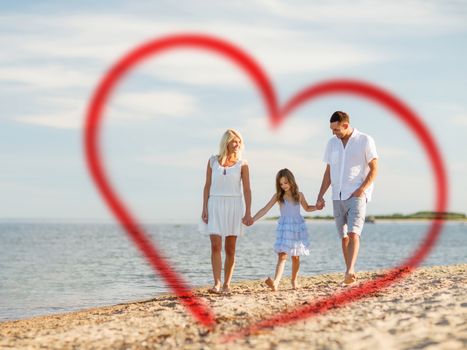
[201,159,212,223]
[241,164,253,225]
[300,192,317,212]
[252,194,277,222]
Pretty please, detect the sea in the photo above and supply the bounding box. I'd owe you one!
[0,221,465,322]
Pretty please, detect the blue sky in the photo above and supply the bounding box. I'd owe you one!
[1,1,466,222]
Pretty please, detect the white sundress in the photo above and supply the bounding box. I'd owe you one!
[199,155,247,236]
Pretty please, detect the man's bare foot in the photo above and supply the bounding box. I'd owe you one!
[265,277,277,291]
[342,273,357,286]
[208,285,221,294]
[291,280,300,290]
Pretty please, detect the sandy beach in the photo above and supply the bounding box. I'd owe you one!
[1,264,465,349]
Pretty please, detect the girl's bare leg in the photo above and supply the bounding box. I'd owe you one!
[291,256,300,289]
[266,253,287,291]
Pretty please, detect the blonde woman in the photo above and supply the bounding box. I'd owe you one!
[200,129,252,294]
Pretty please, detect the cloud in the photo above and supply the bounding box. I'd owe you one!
[452,114,467,126]
[13,90,199,129]
[1,1,465,96]
[0,65,96,89]
[251,0,467,30]
[140,40,383,87]
[0,13,386,91]
[241,116,325,146]
[110,91,199,119]
[1,11,386,129]
[15,112,83,129]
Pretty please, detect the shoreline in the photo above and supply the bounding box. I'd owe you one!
[1,264,465,349]
[1,217,467,225]
[305,218,467,224]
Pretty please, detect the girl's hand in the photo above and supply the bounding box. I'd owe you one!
[315,197,325,210]
[201,208,208,224]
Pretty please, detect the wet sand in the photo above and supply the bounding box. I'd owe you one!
[1,264,466,349]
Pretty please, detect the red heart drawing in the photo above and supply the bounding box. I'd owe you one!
[84,34,448,334]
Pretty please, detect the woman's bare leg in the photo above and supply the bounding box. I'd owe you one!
[209,235,222,292]
[223,235,237,292]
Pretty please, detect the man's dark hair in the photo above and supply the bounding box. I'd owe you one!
[330,111,350,123]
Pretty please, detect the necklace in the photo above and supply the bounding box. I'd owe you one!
[221,158,236,175]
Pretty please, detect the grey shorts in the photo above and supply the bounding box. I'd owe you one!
[333,196,367,238]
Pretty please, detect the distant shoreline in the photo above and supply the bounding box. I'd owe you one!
[1,211,466,224]
[268,211,467,222]
[0,218,466,225]
[265,217,467,222]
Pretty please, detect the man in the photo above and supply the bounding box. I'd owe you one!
[316,111,378,285]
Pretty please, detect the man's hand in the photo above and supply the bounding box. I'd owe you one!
[352,188,365,198]
[316,197,326,210]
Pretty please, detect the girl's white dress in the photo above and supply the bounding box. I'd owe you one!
[274,199,310,256]
[199,155,246,236]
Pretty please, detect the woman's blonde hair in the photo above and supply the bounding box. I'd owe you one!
[218,129,244,165]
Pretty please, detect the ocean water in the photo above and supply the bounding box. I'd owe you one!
[0,221,465,322]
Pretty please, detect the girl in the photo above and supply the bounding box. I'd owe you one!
[200,129,253,294]
[252,168,316,291]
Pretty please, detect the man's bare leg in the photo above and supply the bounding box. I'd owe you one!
[342,235,350,280]
[344,232,360,284]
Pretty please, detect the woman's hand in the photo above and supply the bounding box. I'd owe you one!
[201,208,208,224]
[242,214,253,226]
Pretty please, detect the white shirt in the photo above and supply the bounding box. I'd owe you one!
[323,128,378,201]
[209,155,246,197]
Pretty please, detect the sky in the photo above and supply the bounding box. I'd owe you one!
[1,0,466,223]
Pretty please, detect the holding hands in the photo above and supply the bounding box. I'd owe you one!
[246,191,324,229]
[242,213,254,226]
[315,197,326,210]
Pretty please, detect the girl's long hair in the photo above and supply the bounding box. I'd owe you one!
[275,168,300,203]
[218,129,244,165]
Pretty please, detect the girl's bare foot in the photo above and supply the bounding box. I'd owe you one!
[208,285,221,294]
[265,277,277,291]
